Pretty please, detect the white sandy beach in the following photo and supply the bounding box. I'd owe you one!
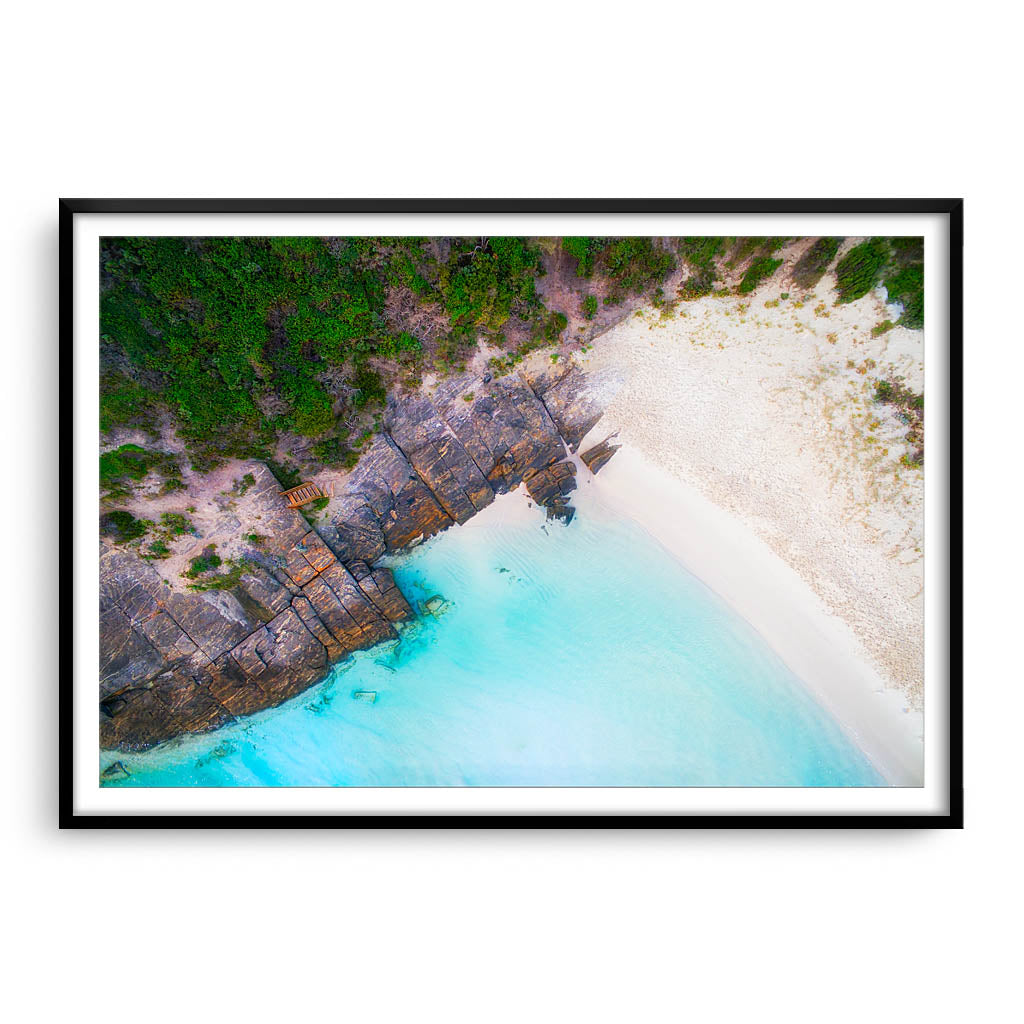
[558,239,925,784]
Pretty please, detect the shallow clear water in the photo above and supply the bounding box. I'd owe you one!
[101,499,882,787]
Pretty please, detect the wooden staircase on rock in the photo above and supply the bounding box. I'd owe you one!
[281,482,326,509]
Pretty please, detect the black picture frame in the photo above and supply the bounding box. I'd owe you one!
[61,198,964,828]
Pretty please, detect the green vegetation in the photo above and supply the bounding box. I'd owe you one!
[99,371,159,435]
[100,235,443,471]
[438,238,543,331]
[883,238,924,329]
[100,444,181,500]
[599,238,675,303]
[791,237,841,291]
[100,509,149,542]
[184,555,257,592]
[184,545,222,578]
[563,237,602,278]
[245,533,267,546]
[874,377,924,465]
[835,238,891,303]
[678,237,723,298]
[726,237,787,269]
[738,257,783,294]
[833,237,924,328]
[234,472,256,496]
[563,237,675,301]
[266,460,302,489]
[159,511,194,535]
[542,311,568,342]
[871,320,895,337]
[582,294,598,319]
[146,540,171,559]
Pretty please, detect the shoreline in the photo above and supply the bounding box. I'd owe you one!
[572,443,922,785]
[560,246,926,785]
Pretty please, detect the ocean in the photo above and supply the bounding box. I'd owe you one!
[100,491,882,787]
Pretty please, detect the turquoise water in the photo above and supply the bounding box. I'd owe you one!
[100,501,883,787]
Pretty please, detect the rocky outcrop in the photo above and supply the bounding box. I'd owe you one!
[380,370,579,522]
[581,433,621,475]
[316,433,453,565]
[100,502,411,751]
[100,358,615,752]
[523,363,625,452]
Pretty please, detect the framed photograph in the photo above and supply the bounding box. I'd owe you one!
[62,198,962,826]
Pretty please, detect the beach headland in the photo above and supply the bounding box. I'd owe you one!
[98,236,925,782]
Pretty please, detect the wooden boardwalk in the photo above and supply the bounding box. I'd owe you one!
[281,482,326,509]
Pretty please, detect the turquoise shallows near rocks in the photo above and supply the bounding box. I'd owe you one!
[100,504,882,788]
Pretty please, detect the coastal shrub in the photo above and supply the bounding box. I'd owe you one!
[184,546,222,579]
[159,511,194,535]
[375,331,422,360]
[883,260,924,329]
[100,444,181,499]
[871,320,895,337]
[738,257,783,294]
[99,371,160,435]
[791,237,841,291]
[267,460,302,489]
[185,556,256,592]
[563,237,603,278]
[726,237,787,269]
[678,237,724,270]
[676,238,723,298]
[310,434,354,468]
[598,238,675,296]
[835,238,890,303]
[100,509,149,542]
[146,540,171,559]
[582,294,598,319]
[438,237,542,331]
[350,365,387,409]
[543,311,568,342]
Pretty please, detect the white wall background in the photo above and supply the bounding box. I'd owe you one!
[2,3,1017,1021]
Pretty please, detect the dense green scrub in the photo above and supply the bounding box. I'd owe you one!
[835,237,924,327]
[562,237,675,301]
[100,236,556,470]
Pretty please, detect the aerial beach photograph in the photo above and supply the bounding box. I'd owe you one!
[96,233,926,789]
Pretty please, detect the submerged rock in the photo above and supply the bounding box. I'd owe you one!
[422,595,452,617]
[101,760,130,781]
